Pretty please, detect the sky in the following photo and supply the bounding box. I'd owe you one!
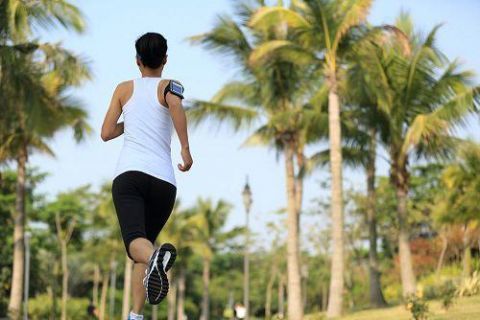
[29,0,480,239]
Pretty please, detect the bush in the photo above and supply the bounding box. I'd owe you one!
[439,280,456,310]
[419,265,462,300]
[456,271,480,297]
[405,293,429,320]
[28,294,90,320]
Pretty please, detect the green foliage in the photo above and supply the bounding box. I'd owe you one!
[439,280,456,310]
[434,142,480,226]
[457,271,480,297]
[28,294,89,320]
[405,293,429,320]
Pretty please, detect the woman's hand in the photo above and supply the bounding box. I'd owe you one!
[178,147,193,172]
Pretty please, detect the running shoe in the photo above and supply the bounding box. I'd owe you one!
[143,243,177,304]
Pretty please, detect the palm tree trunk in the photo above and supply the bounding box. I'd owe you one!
[109,259,117,320]
[152,305,158,320]
[278,275,285,318]
[436,229,448,278]
[366,130,387,307]
[200,257,210,320]
[393,160,416,296]
[60,241,68,320]
[52,261,59,320]
[265,265,277,319]
[326,76,345,318]
[121,257,133,320]
[321,282,328,311]
[93,263,101,306]
[295,150,305,215]
[462,224,471,278]
[284,142,303,320]
[99,271,109,320]
[167,271,177,320]
[176,268,186,320]
[8,146,27,320]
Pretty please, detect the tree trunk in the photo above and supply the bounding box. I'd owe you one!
[366,130,387,307]
[393,161,416,296]
[462,224,471,278]
[99,271,109,320]
[326,77,345,318]
[176,268,186,320]
[436,230,448,278]
[244,207,250,320]
[322,282,328,311]
[152,305,158,320]
[200,257,210,320]
[93,263,101,306]
[167,271,177,320]
[265,265,277,319]
[295,150,305,215]
[8,146,27,320]
[284,142,303,320]
[109,259,117,320]
[60,241,68,320]
[122,257,133,320]
[52,261,59,320]
[278,275,285,318]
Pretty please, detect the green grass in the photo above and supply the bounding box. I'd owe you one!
[305,295,480,320]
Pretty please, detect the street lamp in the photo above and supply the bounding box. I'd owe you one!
[242,177,252,320]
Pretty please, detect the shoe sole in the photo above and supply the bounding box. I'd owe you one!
[160,243,177,272]
[145,243,177,305]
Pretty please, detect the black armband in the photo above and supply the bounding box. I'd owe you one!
[164,80,184,100]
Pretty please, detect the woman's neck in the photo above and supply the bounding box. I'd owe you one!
[141,66,163,78]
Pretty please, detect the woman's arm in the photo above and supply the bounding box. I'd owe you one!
[166,93,193,172]
[101,83,126,141]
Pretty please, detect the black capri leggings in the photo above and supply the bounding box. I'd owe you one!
[112,171,176,260]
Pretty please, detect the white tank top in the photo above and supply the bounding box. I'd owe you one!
[114,77,176,186]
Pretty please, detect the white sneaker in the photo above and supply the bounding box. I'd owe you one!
[143,243,177,304]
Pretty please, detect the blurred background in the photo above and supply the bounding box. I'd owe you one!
[1,0,480,319]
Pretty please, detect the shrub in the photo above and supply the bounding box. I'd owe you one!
[456,271,480,297]
[439,280,456,310]
[405,293,429,320]
[28,294,90,320]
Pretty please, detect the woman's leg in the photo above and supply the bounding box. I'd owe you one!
[132,263,147,314]
[129,238,155,315]
[129,238,154,264]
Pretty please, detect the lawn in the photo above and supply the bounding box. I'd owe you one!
[305,295,480,320]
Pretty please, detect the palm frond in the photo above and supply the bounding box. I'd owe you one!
[241,125,275,148]
[188,14,252,66]
[332,0,373,53]
[249,6,311,30]
[186,100,259,131]
[249,39,315,67]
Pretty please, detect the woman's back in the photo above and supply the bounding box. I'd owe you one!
[114,77,175,186]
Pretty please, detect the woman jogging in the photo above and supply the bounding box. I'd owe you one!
[101,32,193,320]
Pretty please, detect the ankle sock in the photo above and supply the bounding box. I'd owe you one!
[129,311,144,320]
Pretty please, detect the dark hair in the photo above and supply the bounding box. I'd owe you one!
[135,32,168,69]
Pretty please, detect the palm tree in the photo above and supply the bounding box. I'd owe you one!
[189,3,323,318]
[434,142,480,277]
[39,186,93,320]
[159,202,197,320]
[1,45,90,318]
[250,1,374,316]
[187,198,235,320]
[0,0,84,42]
[0,2,86,317]
[359,13,479,295]
[85,182,124,320]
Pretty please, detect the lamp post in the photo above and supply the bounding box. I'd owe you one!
[242,177,252,320]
